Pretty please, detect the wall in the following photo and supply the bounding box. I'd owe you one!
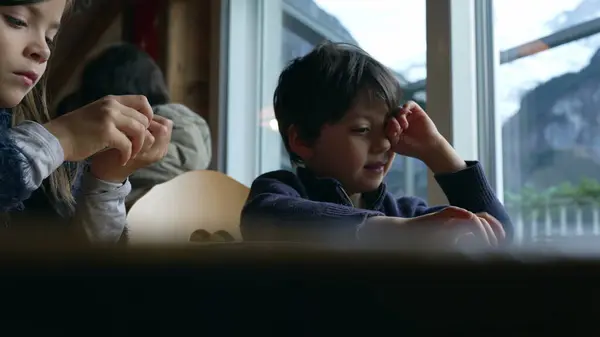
[165,0,212,121]
[164,0,222,169]
[51,15,123,110]
[48,0,222,168]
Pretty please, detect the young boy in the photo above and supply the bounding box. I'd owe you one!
[241,42,512,249]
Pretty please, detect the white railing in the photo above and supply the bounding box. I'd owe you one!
[510,201,600,245]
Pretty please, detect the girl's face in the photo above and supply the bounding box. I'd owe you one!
[0,0,66,108]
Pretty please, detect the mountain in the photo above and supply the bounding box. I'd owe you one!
[502,47,600,193]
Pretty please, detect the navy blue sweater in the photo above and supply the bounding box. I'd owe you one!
[241,161,512,243]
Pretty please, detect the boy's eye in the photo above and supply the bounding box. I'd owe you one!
[352,127,370,134]
[3,15,27,28]
[46,37,55,48]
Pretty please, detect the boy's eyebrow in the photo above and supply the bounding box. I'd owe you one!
[26,5,61,30]
[345,111,372,120]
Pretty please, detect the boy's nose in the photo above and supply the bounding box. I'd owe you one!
[372,133,392,154]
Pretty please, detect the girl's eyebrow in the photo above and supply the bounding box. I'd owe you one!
[26,5,61,30]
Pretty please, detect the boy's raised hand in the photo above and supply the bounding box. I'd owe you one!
[386,101,466,174]
[387,101,439,157]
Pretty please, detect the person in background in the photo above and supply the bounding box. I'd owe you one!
[57,43,212,210]
[241,42,512,250]
[0,0,172,243]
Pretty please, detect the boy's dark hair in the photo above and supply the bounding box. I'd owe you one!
[79,43,170,107]
[273,41,402,164]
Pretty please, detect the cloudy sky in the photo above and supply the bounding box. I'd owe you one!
[314,0,600,123]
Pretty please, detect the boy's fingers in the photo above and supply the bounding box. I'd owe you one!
[403,100,420,111]
[386,118,402,144]
[397,114,409,130]
[437,206,474,220]
[473,216,495,246]
[403,101,427,116]
[477,212,506,242]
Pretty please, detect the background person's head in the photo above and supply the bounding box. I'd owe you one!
[54,91,78,117]
[0,0,73,204]
[273,41,402,195]
[78,42,169,107]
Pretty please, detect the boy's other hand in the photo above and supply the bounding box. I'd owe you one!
[386,101,466,174]
[360,207,505,250]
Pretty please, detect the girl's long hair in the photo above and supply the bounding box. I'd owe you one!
[8,0,76,209]
[11,77,76,207]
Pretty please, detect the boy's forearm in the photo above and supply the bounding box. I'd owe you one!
[421,138,467,174]
[433,161,514,241]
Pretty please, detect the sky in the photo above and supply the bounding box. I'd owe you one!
[313,0,600,123]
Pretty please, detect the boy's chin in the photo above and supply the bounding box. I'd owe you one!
[357,178,385,193]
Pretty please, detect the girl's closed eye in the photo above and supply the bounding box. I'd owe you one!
[3,15,27,28]
[3,14,55,47]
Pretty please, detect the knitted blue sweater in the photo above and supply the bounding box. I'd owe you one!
[0,109,28,211]
[0,108,82,216]
[242,163,513,243]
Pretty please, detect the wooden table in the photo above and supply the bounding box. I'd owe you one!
[0,241,597,335]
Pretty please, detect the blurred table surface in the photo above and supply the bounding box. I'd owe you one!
[0,239,599,335]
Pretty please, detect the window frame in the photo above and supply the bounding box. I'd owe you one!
[223,0,282,186]
[425,0,481,205]
[224,0,366,185]
[474,0,503,203]
[224,0,491,204]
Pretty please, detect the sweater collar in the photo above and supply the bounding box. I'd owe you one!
[0,108,11,128]
[295,166,387,210]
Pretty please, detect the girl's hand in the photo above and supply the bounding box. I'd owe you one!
[90,116,173,183]
[43,95,154,165]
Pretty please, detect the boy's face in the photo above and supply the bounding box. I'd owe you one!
[302,98,395,196]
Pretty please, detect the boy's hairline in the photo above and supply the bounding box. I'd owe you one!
[277,92,399,164]
[277,87,399,128]
[275,41,402,163]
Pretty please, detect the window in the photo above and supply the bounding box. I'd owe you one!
[307,0,429,200]
[223,0,600,246]
[229,0,429,199]
[224,0,484,206]
[488,0,600,244]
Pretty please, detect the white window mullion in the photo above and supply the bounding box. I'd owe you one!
[475,0,503,202]
[225,0,260,186]
[258,0,283,174]
[426,0,479,205]
[225,0,282,185]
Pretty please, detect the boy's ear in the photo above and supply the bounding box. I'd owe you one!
[287,125,313,161]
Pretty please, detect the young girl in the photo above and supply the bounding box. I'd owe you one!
[0,0,173,243]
